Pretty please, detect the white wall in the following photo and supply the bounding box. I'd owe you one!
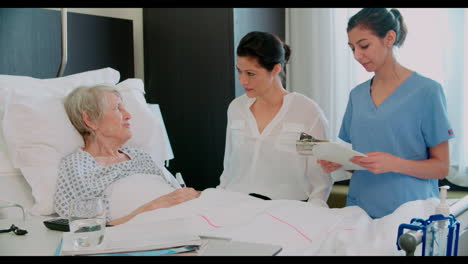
[45,8,144,80]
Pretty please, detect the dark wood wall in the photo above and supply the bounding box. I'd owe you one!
[143,8,285,190]
[0,8,134,80]
[143,8,235,190]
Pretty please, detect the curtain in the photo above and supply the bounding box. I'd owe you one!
[286,8,468,186]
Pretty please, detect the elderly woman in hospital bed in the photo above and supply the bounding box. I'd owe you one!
[53,85,199,226]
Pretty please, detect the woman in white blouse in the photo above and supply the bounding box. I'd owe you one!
[217,31,332,202]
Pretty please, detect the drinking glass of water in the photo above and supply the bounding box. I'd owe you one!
[69,197,106,249]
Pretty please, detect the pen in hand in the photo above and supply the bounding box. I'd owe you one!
[175,172,186,188]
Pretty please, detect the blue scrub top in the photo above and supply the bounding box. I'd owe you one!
[339,72,454,218]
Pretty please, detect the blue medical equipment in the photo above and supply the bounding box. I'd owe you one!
[396,186,461,256]
[397,213,460,256]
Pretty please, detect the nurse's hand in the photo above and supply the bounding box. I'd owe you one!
[317,159,343,173]
[350,152,398,174]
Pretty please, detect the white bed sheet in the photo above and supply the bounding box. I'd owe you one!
[124,188,441,256]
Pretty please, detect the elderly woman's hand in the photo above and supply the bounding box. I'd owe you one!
[144,188,200,211]
[107,188,201,226]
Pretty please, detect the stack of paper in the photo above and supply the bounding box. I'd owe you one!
[296,141,367,171]
[60,218,202,256]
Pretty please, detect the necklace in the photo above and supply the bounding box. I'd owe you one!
[94,150,129,164]
[94,153,123,159]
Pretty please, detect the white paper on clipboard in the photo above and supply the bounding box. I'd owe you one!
[297,142,367,170]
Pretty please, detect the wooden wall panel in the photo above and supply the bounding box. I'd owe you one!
[0,8,134,80]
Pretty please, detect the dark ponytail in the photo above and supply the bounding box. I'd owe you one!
[281,43,291,86]
[389,8,407,47]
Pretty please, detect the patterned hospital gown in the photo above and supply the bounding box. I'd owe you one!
[53,146,164,221]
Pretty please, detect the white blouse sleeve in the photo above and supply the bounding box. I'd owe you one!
[217,104,233,189]
[305,105,333,202]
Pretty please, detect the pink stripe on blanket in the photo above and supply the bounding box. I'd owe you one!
[197,214,223,228]
[267,213,312,243]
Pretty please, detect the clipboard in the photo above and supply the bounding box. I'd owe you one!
[296,132,367,171]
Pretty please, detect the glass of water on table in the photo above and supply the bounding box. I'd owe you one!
[69,197,106,249]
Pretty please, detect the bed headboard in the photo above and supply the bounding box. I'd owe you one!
[0,8,134,79]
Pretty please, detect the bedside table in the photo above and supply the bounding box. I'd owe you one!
[0,216,62,256]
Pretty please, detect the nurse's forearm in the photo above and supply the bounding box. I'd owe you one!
[393,157,449,180]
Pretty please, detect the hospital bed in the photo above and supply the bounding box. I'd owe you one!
[0,67,467,256]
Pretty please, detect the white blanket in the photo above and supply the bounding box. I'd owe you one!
[124,188,439,256]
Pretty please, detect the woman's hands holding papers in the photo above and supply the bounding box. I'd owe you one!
[349,152,398,174]
[317,160,343,173]
[318,152,399,174]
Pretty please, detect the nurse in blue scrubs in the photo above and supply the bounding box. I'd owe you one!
[318,8,455,218]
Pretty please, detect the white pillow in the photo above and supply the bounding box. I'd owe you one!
[0,152,33,220]
[2,75,173,216]
[107,173,175,221]
[118,79,174,166]
[0,67,120,119]
[0,68,120,168]
[4,91,84,168]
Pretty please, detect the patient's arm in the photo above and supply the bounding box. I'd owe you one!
[107,187,200,226]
